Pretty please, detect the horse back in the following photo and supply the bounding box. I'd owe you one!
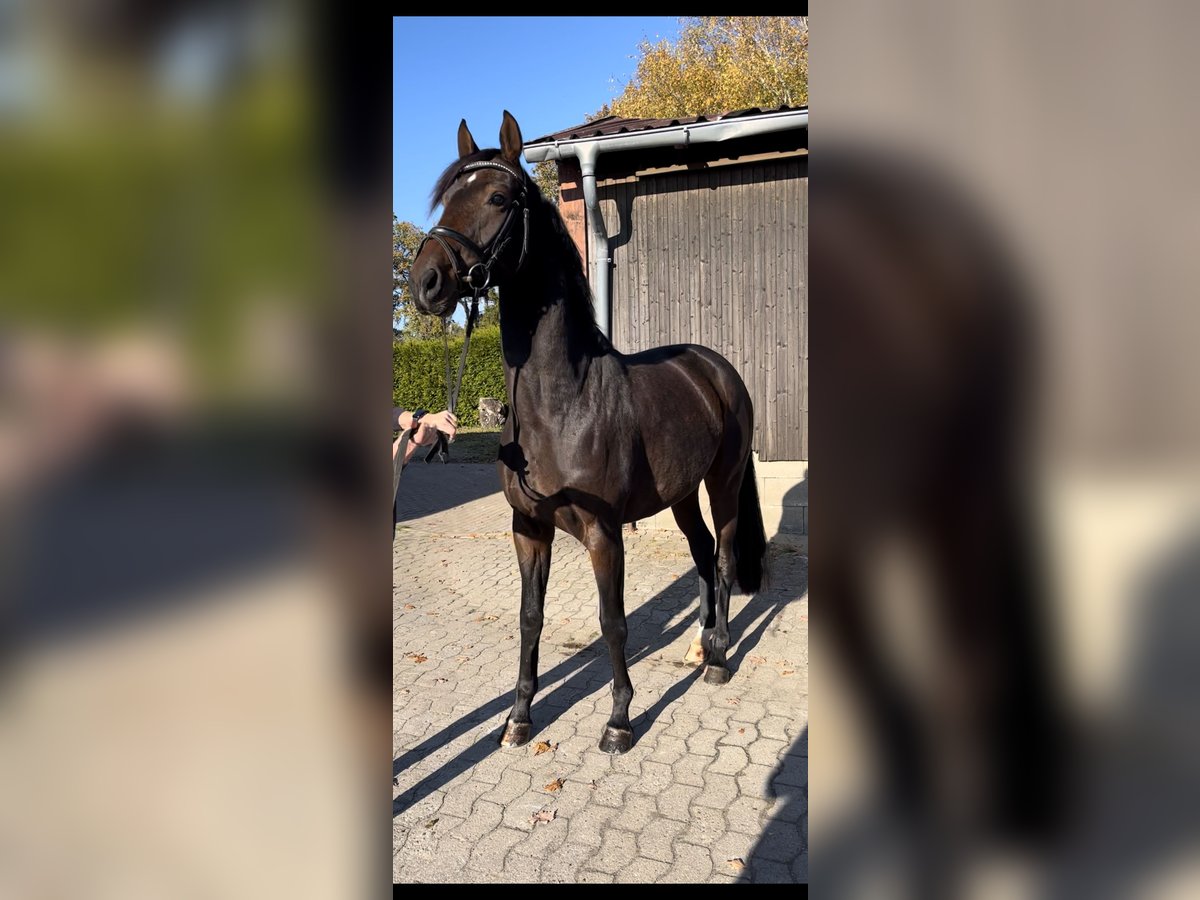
[622,343,753,518]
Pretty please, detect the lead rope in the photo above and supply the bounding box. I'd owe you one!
[425,291,482,464]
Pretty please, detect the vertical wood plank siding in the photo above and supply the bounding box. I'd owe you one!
[597,158,808,461]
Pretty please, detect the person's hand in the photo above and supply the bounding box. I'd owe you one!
[414,410,458,446]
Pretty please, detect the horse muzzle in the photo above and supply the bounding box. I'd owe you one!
[411,258,459,319]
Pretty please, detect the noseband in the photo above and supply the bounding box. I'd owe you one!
[416,159,530,296]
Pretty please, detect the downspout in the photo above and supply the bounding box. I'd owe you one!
[575,142,611,340]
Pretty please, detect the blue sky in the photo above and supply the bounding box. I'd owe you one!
[393,16,680,229]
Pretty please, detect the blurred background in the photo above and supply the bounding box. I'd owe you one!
[4,2,1200,896]
[813,2,1200,898]
[0,0,390,896]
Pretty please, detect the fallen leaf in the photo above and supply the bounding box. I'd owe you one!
[424,818,439,829]
[405,653,428,664]
[529,808,557,826]
[748,654,767,665]
[533,741,559,756]
[781,670,795,677]
[727,858,746,872]
[738,728,746,735]
[727,697,741,705]
[403,603,416,610]
[543,778,565,792]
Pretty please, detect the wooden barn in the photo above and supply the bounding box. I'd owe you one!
[524,106,808,539]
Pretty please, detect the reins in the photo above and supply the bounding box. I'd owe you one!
[425,294,481,464]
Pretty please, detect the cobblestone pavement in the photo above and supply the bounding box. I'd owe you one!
[393,463,808,884]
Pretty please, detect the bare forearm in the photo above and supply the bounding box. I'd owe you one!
[394,407,415,431]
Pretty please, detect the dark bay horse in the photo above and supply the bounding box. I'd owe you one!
[411,111,767,753]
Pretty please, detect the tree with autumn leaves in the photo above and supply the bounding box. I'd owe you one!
[608,16,807,118]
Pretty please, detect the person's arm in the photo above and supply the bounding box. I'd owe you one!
[393,407,415,431]
[396,434,423,465]
[392,409,457,467]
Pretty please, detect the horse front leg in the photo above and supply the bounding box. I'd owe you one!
[501,511,554,747]
[586,522,634,753]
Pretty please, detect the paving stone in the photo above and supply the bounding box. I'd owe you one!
[685,728,725,758]
[661,842,714,883]
[615,857,671,884]
[725,794,770,835]
[751,819,805,864]
[679,803,728,846]
[692,771,739,810]
[466,826,525,871]
[737,762,778,800]
[590,829,639,874]
[718,722,759,747]
[481,767,533,806]
[626,759,674,795]
[447,798,502,843]
[747,736,789,768]
[501,851,544,883]
[565,803,618,848]
[655,783,703,822]
[634,816,687,864]
[671,752,710,787]
[749,858,794,884]
[708,744,750,776]
[512,810,569,857]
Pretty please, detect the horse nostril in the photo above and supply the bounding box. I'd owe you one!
[421,267,439,297]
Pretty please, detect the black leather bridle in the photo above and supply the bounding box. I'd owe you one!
[407,158,529,466]
[415,159,530,296]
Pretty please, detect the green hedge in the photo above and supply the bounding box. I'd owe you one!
[393,325,507,427]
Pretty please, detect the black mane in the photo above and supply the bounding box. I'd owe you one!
[530,180,604,344]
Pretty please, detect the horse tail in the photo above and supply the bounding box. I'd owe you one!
[735,456,769,593]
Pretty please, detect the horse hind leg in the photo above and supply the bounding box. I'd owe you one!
[703,464,746,685]
[671,490,716,666]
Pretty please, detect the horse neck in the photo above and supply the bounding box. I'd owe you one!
[499,226,603,395]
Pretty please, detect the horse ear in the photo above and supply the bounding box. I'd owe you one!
[499,110,523,164]
[457,119,479,158]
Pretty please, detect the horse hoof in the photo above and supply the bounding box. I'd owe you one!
[599,726,633,754]
[500,721,531,747]
[704,665,732,685]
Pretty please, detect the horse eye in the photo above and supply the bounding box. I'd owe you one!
[489,193,507,206]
